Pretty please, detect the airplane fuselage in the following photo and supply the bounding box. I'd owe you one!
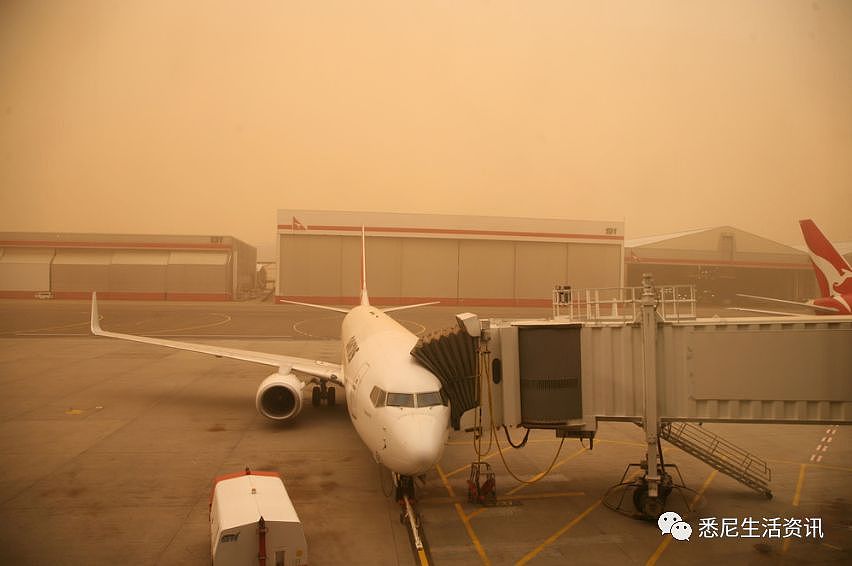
[340,305,450,476]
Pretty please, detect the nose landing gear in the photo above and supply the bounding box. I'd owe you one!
[394,474,432,564]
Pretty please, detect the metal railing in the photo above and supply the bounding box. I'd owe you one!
[552,284,696,322]
[660,421,772,497]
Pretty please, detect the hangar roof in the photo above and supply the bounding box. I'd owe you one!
[625,226,810,269]
[0,232,249,251]
[278,209,623,244]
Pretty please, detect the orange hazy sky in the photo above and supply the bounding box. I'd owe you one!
[1,0,851,259]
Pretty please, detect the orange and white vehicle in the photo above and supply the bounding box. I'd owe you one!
[210,469,306,566]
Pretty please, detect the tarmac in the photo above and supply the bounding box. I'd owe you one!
[0,299,849,565]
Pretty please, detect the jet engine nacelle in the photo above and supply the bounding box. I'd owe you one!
[255,372,306,421]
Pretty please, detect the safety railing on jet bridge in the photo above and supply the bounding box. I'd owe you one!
[552,284,696,322]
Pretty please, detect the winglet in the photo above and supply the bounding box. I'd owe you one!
[90,292,103,335]
[360,226,369,306]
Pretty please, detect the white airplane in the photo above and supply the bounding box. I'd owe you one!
[90,229,450,498]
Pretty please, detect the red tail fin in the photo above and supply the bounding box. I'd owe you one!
[799,219,852,297]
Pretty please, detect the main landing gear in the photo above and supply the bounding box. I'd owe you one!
[311,383,336,407]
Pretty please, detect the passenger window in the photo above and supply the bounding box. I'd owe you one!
[369,386,386,407]
[386,392,415,407]
[416,391,445,407]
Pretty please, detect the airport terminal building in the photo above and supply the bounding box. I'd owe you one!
[275,210,625,307]
[0,233,257,300]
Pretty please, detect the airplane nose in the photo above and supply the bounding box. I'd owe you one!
[393,414,448,475]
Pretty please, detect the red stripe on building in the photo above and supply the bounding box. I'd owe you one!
[0,240,231,250]
[4,291,231,301]
[276,295,553,308]
[625,257,809,269]
[277,224,622,241]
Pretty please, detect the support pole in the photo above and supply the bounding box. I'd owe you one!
[641,273,660,498]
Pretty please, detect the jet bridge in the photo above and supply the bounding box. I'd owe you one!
[489,300,852,430]
[422,276,852,517]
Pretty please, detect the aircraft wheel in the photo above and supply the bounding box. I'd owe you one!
[312,386,321,406]
[327,386,336,406]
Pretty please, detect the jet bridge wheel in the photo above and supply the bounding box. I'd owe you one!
[632,476,673,520]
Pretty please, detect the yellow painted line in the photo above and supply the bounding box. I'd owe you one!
[467,491,587,521]
[291,315,341,338]
[436,463,456,499]
[417,547,429,566]
[767,458,852,474]
[149,313,231,335]
[645,536,673,566]
[596,438,646,448]
[394,318,427,336]
[65,408,84,415]
[437,463,490,564]
[783,463,807,554]
[447,438,559,446]
[515,499,601,565]
[446,451,500,478]
[455,502,491,565]
[691,469,718,508]
[792,463,806,507]
[506,447,587,496]
[645,470,717,566]
[508,491,585,501]
[419,491,584,506]
[447,437,645,448]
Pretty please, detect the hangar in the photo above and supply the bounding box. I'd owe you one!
[0,233,257,300]
[276,210,625,307]
[624,226,816,305]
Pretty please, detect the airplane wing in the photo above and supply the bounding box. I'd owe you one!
[727,307,810,317]
[736,293,839,314]
[90,294,343,384]
[382,301,440,313]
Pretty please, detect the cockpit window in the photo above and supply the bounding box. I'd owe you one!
[385,392,416,408]
[416,391,446,407]
[370,386,386,408]
[374,388,448,408]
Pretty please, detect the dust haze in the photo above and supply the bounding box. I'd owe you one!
[1,0,851,259]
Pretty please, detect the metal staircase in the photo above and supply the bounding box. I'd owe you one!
[660,421,772,498]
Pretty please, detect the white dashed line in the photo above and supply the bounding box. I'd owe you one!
[810,426,839,464]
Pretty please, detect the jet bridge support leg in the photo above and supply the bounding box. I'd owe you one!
[639,274,667,516]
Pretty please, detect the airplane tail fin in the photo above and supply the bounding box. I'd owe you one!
[90,292,103,334]
[360,226,369,306]
[799,219,852,297]
[280,226,437,313]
